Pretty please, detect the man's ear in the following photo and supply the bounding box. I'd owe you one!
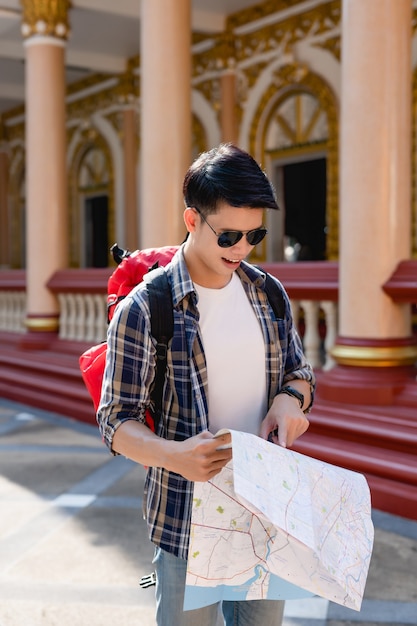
[183,207,198,233]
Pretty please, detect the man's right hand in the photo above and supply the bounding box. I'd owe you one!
[165,431,232,482]
[112,421,232,481]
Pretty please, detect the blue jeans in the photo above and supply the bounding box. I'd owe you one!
[153,547,285,626]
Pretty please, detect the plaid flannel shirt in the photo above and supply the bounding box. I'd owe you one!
[97,245,315,560]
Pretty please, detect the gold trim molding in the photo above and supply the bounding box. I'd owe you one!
[25,315,59,332]
[21,0,71,41]
[331,344,417,367]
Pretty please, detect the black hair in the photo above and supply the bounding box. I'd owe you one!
[183,143,279,215]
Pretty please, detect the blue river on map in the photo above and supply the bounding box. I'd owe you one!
[184,568,314,611]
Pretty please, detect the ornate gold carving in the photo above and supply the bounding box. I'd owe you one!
[250,64,339,260]
[66,73,112,98]
[128,55,139,69]
[412,7,417,33]
[66,72,139,124]
[66,124,78,148]
[312,35,341,62]
[193,38,230,78]
[4,120,25,144]
[117,67,140,104]
[232,2,341,64]
[0,119,5,143]
[193,71,245,134]
[67,87,115,122]
[240,61,269,91]
[1,104,25,127]
[216,32,236,68]
[228,0,312,29]
[20,0,71,40]
[192,114,207,159]
[192,32,215,45]
[193,79,220,108]
[192,0,342,128]
[105,112,124,139]
[9,148,25,268]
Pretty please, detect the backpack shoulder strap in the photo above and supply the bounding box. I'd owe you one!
[146,267,174,432]
[263,271,286,320]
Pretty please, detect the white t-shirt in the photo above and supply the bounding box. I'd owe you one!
[194,272,267,435]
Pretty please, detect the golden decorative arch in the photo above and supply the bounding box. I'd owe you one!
[192,113,208,159]
[249,64,339,260]
[68,126,114,267]
[9,146,26,268]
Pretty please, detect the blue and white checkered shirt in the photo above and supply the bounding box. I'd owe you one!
[97,245,315,560]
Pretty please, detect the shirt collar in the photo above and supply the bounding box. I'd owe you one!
[167,244,267,306]
[237,261,267,289]
[166,245,195,307]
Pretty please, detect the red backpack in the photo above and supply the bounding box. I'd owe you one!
[80,244,287,430]
[79,244,179,430]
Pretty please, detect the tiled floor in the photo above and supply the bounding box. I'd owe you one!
[0,399,416,626]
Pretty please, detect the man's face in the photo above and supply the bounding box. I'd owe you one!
[184,201,265,288]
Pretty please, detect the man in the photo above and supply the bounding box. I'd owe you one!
[97,143,315,626]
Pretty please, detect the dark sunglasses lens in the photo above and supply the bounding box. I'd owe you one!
[217,231,243,248]
[247,228,267,245]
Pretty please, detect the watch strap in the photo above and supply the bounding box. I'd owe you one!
[279,385,304,410]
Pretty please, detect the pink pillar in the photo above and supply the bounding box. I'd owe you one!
[123,108,138,251]
[140,0,191,247]
[21,5,70,347]
[321,0,417,404]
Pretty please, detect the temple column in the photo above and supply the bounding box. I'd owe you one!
[140,0,191,247]
[0,140,10,268]
[122,108,138,251]
[20,0,70,348]
[321,0,417,403]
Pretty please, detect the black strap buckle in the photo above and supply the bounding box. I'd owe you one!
[139,571,156,588]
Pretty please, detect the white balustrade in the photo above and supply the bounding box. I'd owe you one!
[0,291,26,333]
[57,292,107,342]
[300,299,322,368]
[290,299,338,370]
[0,287,338,368]
[320,301,338,370]
[57,293,69,339]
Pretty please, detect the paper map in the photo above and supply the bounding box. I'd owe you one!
[184,429,374,612]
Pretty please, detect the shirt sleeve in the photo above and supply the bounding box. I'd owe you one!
[280,291,316,411]
[96,290,156,453]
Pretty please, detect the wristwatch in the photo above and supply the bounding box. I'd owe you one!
[279,386,304,410]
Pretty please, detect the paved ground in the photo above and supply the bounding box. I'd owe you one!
[0,398,416,626]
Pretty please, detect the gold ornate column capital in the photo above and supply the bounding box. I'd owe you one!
[0,118,6,144]
[20,0,71,41]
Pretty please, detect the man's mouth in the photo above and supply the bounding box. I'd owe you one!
[222,257,241,264]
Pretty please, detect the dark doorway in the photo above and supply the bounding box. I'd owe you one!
[85,195,109,267]
[283,158,326,260]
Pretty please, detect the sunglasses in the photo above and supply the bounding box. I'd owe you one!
[194,207,268,248]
